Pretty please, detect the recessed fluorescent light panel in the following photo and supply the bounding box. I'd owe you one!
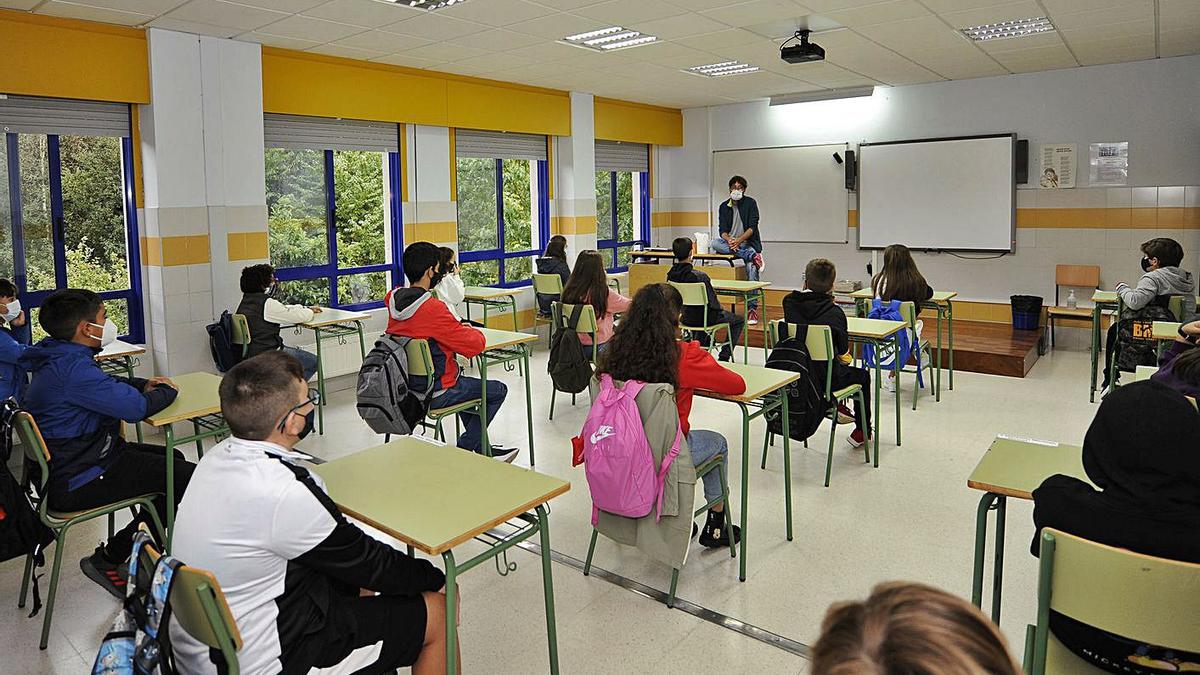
[400,0,467,9]
[562,27,658,52]
[686,61,760,78]
[961,16,1054,41]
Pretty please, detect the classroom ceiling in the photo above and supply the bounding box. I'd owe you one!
[6,0,1198,109]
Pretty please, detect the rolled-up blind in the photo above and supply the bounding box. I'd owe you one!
[0,95,130,137]
[264,113,399,152]
[595,140,649,172]
[455,128,547,161]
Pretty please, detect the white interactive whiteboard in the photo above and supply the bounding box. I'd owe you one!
[711,144,849,244]
[857,135,1015,252]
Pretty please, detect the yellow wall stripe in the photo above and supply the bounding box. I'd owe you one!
[131,105,144,209]
[649,211,710,229]
[594,97,683,146]
[0,10,149,104]
[404,221,457,244]
[1015,207,1200,229]
[446,80,570,136]
[551,215,598,235]
[142,235,211,266]
[546,136,555,201]
[399,123,409,203]
[227,232,268,261]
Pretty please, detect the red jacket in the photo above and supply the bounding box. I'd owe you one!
[385,287,485,390]
[675,340,745,435]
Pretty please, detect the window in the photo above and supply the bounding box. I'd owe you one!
[595,140,650,272]
[455,129,549,287]
[0,96,142,342]
[263,114,402,309]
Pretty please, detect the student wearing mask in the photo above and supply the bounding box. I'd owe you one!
[19,289,189,598]
[535,235,571,317]
[713,175,764,324]
[0,278,29,403]
[171,351,453,675]
[1031,380,1200,673]
[434,246,471,324]
[236,264,322,381]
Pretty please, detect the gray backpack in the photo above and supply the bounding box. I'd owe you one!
[356,334,431,436]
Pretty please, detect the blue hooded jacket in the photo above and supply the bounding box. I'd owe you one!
[0,326,28,402]
[20,338,177,492]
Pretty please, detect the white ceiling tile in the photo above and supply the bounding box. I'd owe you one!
[573,0,690,26]
[165,0,289,31]
[802,0,901,11]
[1048,2,1153,31]
[1160,0,1200,22]
[1040,0,1137,14]
[253,13,363,40]
[628,12,728,40]
[302,0,418,28]
[1059,20,1154,44]
[442,28,543,51]
[674,27,764,51]
[507,11,603,39]
[699,0,809,29]
[332,29,431,51]
[63,0,188,16]
[909,51,1008,79]
[524,0,606,10]
[782,60,875,87]
[657,0,732,9]
[241,30,322,49]
[230,0,326,12]
[385,11,489,41]
[821,0,929,27]
[1068,36,1155,66]
[0,0,41,10]
[399,41,489,62]
[1159,28,1200,58]
[438,0,555,27]
[447,51,538,72]
[974,30,1065,53]
[856,16,973,52]
[37,0,152,25]
[937,1,1043,29]
[989,43,1077,72]
[920,0,1026,12]
[306,43,388,59]
[148,16,242,36]
[369,53,449,68]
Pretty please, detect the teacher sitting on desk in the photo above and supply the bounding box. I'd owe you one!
[714,175,764,324]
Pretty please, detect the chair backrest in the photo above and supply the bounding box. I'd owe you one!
[1169,295,1184,320]
[1055,264,1101,288]
[403,338,435,378]
[230,313,251,354]
[767,320,834,394]
[1032,528,1200,674]
[898,301,919,328]
[554,302,599,334]
[14,412,51,496]
[669,281,709,309]
[533,273,563,295]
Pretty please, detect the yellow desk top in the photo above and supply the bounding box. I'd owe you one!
[967,436,1089,500]
[146,372,223,427]
[1092,290,1119,304]
[481,327,537,351]
[97,340,146,361]
[302,307,371,328]
[848,289,957,304]
[1152,321,1182,340]
[698,362,801,403]
[464,286,519,300]
[1134,365,1159,382]
[846,317,906,339]
[313,436,570,555]
[711,279,771,292]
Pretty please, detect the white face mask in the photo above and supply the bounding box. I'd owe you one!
[1,299,20,324]
[730,189,743,201]
[88,318,118,347]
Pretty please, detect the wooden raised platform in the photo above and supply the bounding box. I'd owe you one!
[738,305,1044,378]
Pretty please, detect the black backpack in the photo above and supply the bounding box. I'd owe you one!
[548,304,593,395]
[206,311,241,373]
[356,334,431,436]
[1114,297,1177,373]
[763,331,827,443]
[0,399,55,616]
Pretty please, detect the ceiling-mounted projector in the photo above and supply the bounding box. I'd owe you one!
[780,29,825,64]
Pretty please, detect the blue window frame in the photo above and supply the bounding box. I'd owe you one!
[596,171,650,272]
[266,148,403,310]
[456,158,550,288]
[3,130,144,343]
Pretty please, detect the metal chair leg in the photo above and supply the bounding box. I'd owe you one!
[667,568,679,608]
[549,388,557,420]
[760,431,770,469]
[583,529,599,576]
[824,412,836,488]
[719,461,735,559]
[38,527,69,649]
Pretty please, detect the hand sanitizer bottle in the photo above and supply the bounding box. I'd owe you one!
[1066,289,1077,309]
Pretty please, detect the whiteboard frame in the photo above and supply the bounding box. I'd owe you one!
[856,133,1016,253]
[711,142,850,245]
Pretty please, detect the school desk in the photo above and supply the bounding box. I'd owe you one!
[1090,291,1121,402]
[1134,365,1159,381]
[462,286,520,332]
[1152,321,1182,359]
[846,317,907,462]
[853,289,957,400]
[633,249,738,266]
[313,436,570,675]
[967,436,1088,623]
[299,307,370,435]
[607,271,627,296]
[97,340,147,441]
[476,328,538,464]
[711,279,771,363]
[146,372,228,550]
[696,361,801,582]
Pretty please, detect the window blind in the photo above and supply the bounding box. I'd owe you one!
[455,128,547,161]
[595,140,649,173]
[264,113,399,152]
[0,95,130,137]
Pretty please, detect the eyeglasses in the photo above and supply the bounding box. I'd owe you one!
[276,388,320,432]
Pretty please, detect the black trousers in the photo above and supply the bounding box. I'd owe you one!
[830,363,872,434]
[288,592,429,674]
[49,443,195,558]
[697,309,745,354]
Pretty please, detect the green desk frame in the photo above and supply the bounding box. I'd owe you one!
[160,414,229,550]
[712,281,769,364]
[463,287,520,333]
[301,319,368,435]
[477,330,537,465]
[855,293,955,401]
[98,353,145,442]
[846,320,906,462]
[1090,292,1121,403]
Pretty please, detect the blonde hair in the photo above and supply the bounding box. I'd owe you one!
[812,582,1021,675]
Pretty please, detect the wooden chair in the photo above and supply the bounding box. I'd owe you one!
[898,301,936,410]
[669,281,732,359]
[1047,265,1100,348]
[532,273,563,345]
[1024,528,1200,675]
[139,542,243,675]
[548,302,598,420]
[14,412,166,650]
[230,313,251,359]
[382,339,482,446]
[764,321,869,487]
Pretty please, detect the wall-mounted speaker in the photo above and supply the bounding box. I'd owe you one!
[845,149,857,191]
[1015,139,1029,184]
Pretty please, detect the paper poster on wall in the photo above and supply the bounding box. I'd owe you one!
[1038,143,1075,189]
[1089,142,1128,186]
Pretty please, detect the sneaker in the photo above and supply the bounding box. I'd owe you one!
[692,523,698,539]
[80,546,127,600]
[848,428,871,448]
[718,346,733,362]
[752,252,765,273]
[748,307,760,325]
[490,445,520,463]
[699,509,741,548]
[884,373,897,393]
[836,403,855,425]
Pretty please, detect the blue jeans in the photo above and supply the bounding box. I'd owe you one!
[710,238,759,309]
[432,375,507,454]
[282,346,318,381]
[687,429,727,505]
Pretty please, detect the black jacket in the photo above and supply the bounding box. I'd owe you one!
[717,196,761,252]
[667,262,723,326]
[782,291,849,357]
[236,292,282,358]
[535,256,570,285]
